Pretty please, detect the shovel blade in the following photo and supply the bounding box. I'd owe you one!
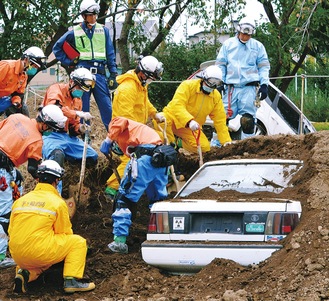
[68,183,91,208]
[64,197,76,219]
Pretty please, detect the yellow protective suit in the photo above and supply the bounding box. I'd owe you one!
[159,79,231,153]
[8,183,87,282]
[106,70,158,190]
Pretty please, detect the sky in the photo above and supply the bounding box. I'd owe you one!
[173,0,267,43]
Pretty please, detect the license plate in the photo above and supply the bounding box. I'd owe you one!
[246,223,264,233]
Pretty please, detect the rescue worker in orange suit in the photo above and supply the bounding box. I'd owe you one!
[0,46,47,116]
[0,105,67,269]
[9,160,95,294]
[100,117,176,254]
[41,68,98,194]
[53,0,117,130]
[157,65,231,154]
[104,55,164,200]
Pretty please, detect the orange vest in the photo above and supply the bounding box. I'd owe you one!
[0,60,27,98]
[0,114,42,166]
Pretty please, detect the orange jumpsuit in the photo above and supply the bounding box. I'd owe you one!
[8,183,87,281]
[0,59,27,105]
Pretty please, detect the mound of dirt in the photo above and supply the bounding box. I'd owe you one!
[2,98,329,301]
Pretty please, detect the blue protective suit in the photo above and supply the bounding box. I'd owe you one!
[42,132,98,193]
[216,35,270,138]
[107,117,168,239]
[53,22,117,130]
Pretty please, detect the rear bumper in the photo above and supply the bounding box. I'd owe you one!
[141,241,282,274]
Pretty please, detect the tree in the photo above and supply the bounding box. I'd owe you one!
[257,0,329,92]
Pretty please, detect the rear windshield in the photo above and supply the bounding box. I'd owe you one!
[176,161,303,198]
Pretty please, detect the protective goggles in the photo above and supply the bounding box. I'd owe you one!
[239,24,255,35]
[29,56,47,68]
[111,141,124,156]
[141,63,164,81]
[204,77,223,89]
[84,5,99,15]
[74,78,95,92]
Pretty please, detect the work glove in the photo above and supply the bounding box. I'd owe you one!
[108,73,118,90]
[79,123,91,135]
[154,112,165,123]
[100,137,112,155]
[258,84,268,100]
[189,120,200,131]
[76,111,93,121]
[5,103,22,117]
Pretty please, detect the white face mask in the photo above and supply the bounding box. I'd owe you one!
[145,78,153,85]
[202,84,214,94]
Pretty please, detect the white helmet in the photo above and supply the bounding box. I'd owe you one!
[237,17,256,35]
[202,65,223,88]
[138,56,163,81]
[80,0,100,15]
[37,104,67,132]
[22,46,47,69]
[37,160,64,178]
[70,68,95,92]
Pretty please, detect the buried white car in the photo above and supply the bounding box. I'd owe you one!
[141,159,303,274]
[190,61,316,140]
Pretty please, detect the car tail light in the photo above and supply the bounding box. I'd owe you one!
[148,212,169,233]
[265,212,299,235]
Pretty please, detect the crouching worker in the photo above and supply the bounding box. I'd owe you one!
[8,160,95,294]
[42,68,98,194]
[100,117,177,254]
[0,104,67,269]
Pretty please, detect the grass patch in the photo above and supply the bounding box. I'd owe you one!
[312,122,329,131]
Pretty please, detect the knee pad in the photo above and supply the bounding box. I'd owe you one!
[240,113,255,134]
[49,149,65,167]
[114,195,137,220]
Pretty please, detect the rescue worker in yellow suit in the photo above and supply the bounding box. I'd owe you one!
[157,65,232,153]
[104,55,165,200]
[8,160,95,294]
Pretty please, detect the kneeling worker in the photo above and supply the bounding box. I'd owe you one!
[8,160,95,294]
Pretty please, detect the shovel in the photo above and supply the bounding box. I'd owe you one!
[68,120,91,209]
[157,118,185,193]
[192,129,203,167]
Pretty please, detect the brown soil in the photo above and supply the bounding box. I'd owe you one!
[2,99,329,301]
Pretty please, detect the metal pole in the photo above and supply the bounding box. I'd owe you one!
[299,74,305,135]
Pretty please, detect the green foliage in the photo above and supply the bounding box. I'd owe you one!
[0,0,77,59]
[285,77,329,122]
[148,41,218,111]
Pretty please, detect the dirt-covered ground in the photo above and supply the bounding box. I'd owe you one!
[2,98,329,301]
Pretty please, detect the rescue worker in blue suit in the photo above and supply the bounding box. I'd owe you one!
[53,0,118,130]
[42,68,98,195]
[100,117,176,254]
[216,17,270,139]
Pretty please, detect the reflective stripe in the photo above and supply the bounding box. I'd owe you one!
[12,207,56,216]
